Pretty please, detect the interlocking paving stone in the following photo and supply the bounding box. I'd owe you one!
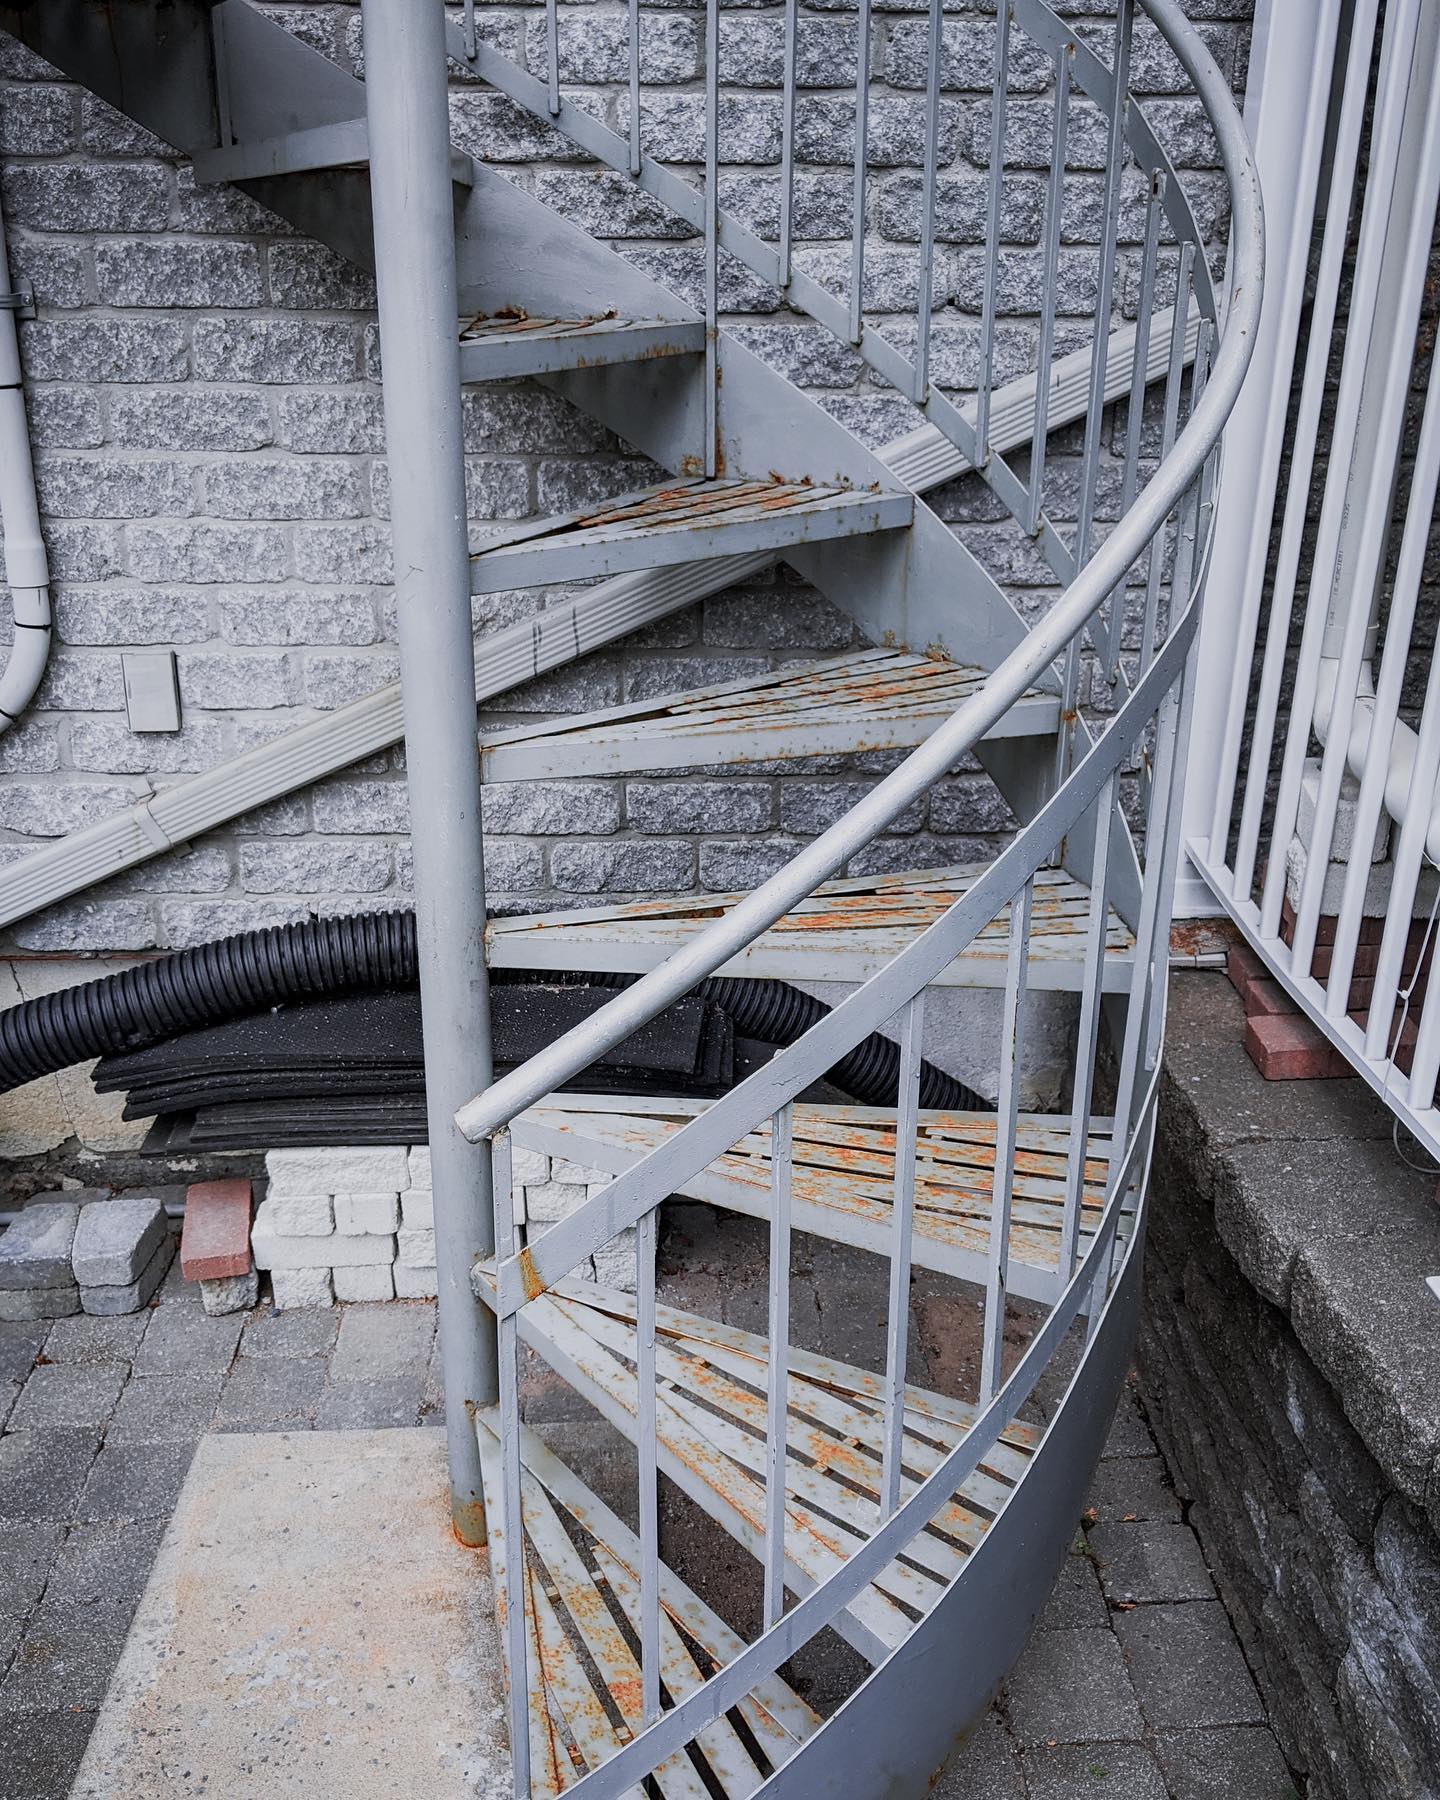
[0,1709,97,1800]
[9,1362,126,1432]
[930,1710,1025,1799]
[237,1304,339,1359]
[313,1376,425,1431]
[44,1521,168,1610]
[0,1283,79,1321]
[72,1197,167,1290]
[80,1232,175,1317]
[1087,1455,1184,1523]
[212,1353,326,1429]
[0,1595,139,1714]
[1039,1539,1110,1628]
[1023,1741,1170,1800]
[0,1522,63,1616]
[1154,1725,1298,1800]
[0,1429,100,1522]
[1004,1627,1146,1746]
[40,1312,146,1365]
[1116,1603,1267,1731]
[0,1203,79,1291]
[0,1380,18,1432]
[133,1297,244,1374]
[1088,1521,1217,1605]
[77,1441,198,1523]
[106,1373,223,1444]
[0,1320,46,1385]
[329,1301,435,1384]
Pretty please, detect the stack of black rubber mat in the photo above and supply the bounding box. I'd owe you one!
[94,986,738,1151]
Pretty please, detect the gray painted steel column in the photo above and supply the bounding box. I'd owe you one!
[361,0,496,1544]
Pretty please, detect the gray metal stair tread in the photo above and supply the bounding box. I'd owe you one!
[459,313,706,381]
[480,648,1058,780]
[481,1278,1041,1666]
[486,863,1135,991]
[470,476,913,593]
[475,1408,819,1797]
[191,115,473,187]
[506,1097,1115,1301]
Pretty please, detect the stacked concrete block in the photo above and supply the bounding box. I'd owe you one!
[0,1199,81,1320]
[72,1194,174,1314]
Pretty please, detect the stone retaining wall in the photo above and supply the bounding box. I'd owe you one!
[1139,973,1440,1800]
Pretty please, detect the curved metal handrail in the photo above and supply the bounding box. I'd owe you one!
[455,0,1262,1147]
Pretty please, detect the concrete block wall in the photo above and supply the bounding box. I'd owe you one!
[253,1141,633,1308]
[0,3,1250,959]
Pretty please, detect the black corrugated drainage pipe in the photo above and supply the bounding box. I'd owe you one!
[0,910,987,1111]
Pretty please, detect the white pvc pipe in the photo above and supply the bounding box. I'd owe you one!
[0,180,50,733]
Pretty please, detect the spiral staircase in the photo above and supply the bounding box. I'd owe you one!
[0,1,1261,1793]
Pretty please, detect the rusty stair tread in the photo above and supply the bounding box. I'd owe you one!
[484,1278,1040,1667]
[508,1096,1115,1303]
[486,863,1136,993]
[469,475,913,593]
[459,313,707,380]
[476,1411,819,1798]
[480,648,1059,780]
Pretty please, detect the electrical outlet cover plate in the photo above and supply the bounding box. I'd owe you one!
[122,651,182,733]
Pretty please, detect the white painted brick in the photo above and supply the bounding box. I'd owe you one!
[333,1263,396,1303]
[407,1145,430,1190]
[553,1158,612,1186]
[400,1189,433,1229]
[523,1180,586,1225]
[396,1226,437,1268]
[253,1193,333,1237]
[590,1227,637,1293]
[512,1146,550,1186]
[265,1145,408,1197]
[333,1191,399,1235]
[270,1267,334,1310]
[394,1263,439,1299]
[252,1228,395,1271]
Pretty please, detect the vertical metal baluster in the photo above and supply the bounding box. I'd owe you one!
[975,0,1012,461]
[1139,243,1193,678]
[545,0,560,113]
[1104,170,1164,678]
[1026,45,1070,535]
[629,0,642,176]
[981,881,1032,1403]
[463,0,477,62]
[636,1205,661,1725]
[849,0,874,343]
[1059,775,1116,1279]
[492,1129,531,1800]
[913,0,944,402]
[705,0,720,476]
[1057,0,1132,793]
[763,1104,793,1630]
[881,993,925,1519]
[779,0,799,288]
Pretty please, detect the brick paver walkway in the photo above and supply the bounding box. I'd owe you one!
[0,1233,1298,1800]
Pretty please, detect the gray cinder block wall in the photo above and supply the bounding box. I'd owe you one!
[0,2,1251,965]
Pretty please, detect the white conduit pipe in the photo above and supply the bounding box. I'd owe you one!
[0,181,50,734]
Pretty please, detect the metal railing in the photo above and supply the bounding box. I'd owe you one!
[1187,0,1440,1161]
[446,0,1262,1790]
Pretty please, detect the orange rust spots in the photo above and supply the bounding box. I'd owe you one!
[518,1245,545,1303]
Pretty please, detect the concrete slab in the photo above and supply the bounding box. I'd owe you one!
[73,1427,510,1798]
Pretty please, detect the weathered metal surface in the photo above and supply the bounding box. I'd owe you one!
[458,315,707,382]
[487,863,1135,992]
[480,649,1059,783]
[469,476,913,595]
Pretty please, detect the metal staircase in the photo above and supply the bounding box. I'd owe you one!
[0,0,1261,1793]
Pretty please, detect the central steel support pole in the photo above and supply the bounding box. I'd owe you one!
[361,0,496,1544]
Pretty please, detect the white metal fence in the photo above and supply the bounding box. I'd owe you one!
[1184,0,1440,1161]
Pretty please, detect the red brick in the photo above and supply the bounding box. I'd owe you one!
[1244,979,1299,1018]
[181,1178,254,1281]
[1244,1012,1354,1081]
[1226,942,1266,1000]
